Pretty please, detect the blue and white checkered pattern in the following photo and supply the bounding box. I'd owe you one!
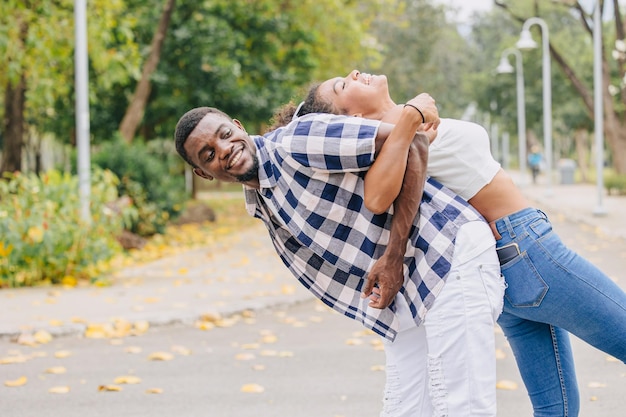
[244,114,483,341]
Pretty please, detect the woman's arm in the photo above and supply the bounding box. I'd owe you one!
[360,94,437,308]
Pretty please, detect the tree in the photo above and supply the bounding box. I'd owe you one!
[118,0,176,142]
[0,0,141,173]
[495,0,626,174]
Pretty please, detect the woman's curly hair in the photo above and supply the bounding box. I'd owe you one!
[264,83,346,133]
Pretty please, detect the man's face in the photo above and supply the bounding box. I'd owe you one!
[184,112,259,185]
[317,69,391,117]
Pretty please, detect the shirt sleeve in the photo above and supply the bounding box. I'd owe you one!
[281,113,380,172]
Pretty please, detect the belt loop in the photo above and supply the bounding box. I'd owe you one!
[504,216,516,239]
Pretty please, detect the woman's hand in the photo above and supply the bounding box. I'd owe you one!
[406,93,440,132]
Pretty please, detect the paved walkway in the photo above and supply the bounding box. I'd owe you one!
[1,170,625,339]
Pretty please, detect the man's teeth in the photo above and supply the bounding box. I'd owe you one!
[229,149,243,169]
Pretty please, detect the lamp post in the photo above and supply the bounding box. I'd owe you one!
[517,17,552,195]
[593,1,607,215]
[497,48,528,185]
[75,0,91,223]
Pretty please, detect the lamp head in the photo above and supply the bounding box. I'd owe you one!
[496,56,514,74]
[517,29,537,50]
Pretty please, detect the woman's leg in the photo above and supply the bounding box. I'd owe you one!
[497,312,579,417]
[495,208,626,416]
[422,221,503,417]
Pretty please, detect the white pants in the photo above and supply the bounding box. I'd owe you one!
[380,221,505,417]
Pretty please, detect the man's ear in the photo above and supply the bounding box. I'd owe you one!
[233,118,246,133]
[193,168,213,181]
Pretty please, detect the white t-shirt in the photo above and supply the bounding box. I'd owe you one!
[427,118,501,201]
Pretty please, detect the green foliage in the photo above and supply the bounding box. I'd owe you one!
[0,168,124,287]
[90,136,186,236]
[605,173,626,195]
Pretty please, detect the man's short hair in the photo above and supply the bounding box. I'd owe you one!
[174,107,231,167]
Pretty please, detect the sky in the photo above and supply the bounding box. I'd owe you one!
[436,0,494,23]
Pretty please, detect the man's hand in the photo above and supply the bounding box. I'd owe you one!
[361,253,404,309]
[406,93,440,132]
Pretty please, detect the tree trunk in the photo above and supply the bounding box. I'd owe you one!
[119,0,176,142]
[1,75,26,174]
[573,128,590,182]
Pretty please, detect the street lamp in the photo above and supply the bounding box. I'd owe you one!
[593,1,607,215]
[517,17,552,195]
[497,48,528,186]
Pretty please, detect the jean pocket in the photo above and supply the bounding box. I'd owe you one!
[501,253,549,307]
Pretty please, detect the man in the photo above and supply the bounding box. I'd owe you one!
[174,101,503,416]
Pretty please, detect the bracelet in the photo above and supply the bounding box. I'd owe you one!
[404,103,425,124]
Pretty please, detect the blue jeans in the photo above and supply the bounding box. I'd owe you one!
[493,208,626,417]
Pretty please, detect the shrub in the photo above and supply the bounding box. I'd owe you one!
[0,168,124,287]
[91,137,187,236]
[605,173,626,195]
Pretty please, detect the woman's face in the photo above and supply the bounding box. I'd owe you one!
[317,70,393,118]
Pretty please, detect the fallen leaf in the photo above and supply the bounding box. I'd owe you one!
[45,366,67,374]
[146,388,163,394]
[587,382,607,388]
[54,350,72,359]
[496,380,518,390]
[5,376,28,387]
[171,345,192,356]
[370,365,385,372]
[345,338,363,346]
[148,352,174,361]
[0,356,28,365]
[241,383,264,393]
[125,346,143,354]
[114,375,142,384]
[98,385,122,392]
[495,349,507,359]
[235,353,256,361]
[49,386,70,394]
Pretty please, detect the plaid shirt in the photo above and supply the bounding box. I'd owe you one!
[244,114,483,341]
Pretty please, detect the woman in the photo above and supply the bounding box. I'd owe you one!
[274,69,626,417]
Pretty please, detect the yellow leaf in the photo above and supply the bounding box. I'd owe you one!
[133,320,150,335]
[49,386,70,394]
[495,349,507,359]
[496,380,518,390]
[98,385,122,392]
[240,383,264,393]
[171,345,192,356]
[45,366,67,374]
[345,338,363,346]
[114,375,142,384]
[252,364,266,371]
[260,335,278,344]
[125,346,142,354]
[235,353,256,361]
[54,350,72,359]
[370,365,385,372]
[5,376,28,387]
[0,355,28,364]
[33,330,53,344]
[147,352,174,361]
[146,388,163,394]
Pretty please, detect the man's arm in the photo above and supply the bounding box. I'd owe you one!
[362,136,428,308]
[360,94,438,309]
